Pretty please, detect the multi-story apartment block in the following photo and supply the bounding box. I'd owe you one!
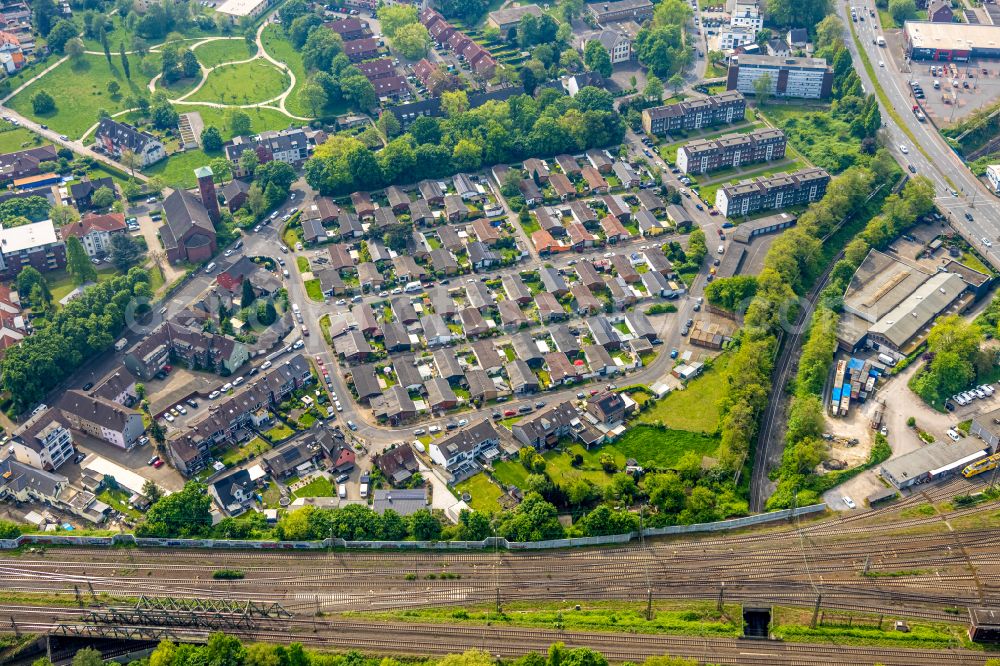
[727,55,833,99]
[716,168,831,218]
[56,389,145,451]
[578,28,633,63]
[225,128,310,177]
[588,0,653,24]
[124,321,249,380]
[0,220,66,279]
[167,355,312,476]
[719,27,755,51]
[641,91,746,136]
[94,118,166,167]
[10,407,74,471]
[677,128,786,175]
[730,0,762,31]
[59,212,127,258]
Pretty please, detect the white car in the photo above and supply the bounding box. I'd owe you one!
[209,390,221,399]
[221,382,233,392]
[878,60,884,67]
[947,429,961,441]
[336,401,343,412]
[232,376,245,386]
[413,428,426,436]
[981,384,995,396]
[842,496,856,509]
[175,404,187,415]
[163,413,174,422]
[224,249,234,257]
[336,299,347,305]
[458,418,468,426]
[293,340,304,349]
[429,425,441,433]
[954,394,968,406]
[899,144,909,154]
[984,238,994,248]
[261,360,272,370]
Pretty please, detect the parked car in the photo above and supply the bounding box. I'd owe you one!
[842,496,856,509]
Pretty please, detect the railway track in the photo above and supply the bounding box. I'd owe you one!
[3,614,990,666]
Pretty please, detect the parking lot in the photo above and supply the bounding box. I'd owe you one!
[906,59,1000,124]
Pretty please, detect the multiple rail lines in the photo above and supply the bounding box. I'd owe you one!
[2,478,999,664]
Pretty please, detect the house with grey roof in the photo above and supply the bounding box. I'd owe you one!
[506,359,539,394]
[429,419,500,470]
[464,368,497,402]
[373,488,428,516]
[511,331,544,367]
[539,266,568,295]
[460,307,489,337]
[425,377,458,411]
[434,348,465,380]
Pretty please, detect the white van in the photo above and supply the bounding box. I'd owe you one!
[360,483,368,498]
[291,303,301,314]
[404,281,423,293]
[204,262,216,274]
[338,483,347,498]
[717,244,725,254]
[114,338,128,351]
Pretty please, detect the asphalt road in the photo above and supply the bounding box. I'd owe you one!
[848,0,1000,267]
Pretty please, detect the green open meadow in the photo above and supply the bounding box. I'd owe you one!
[8,54,156,139]
[260,25,310,118]
[193,38,255,68]
[186,59,289,105]
[639,353,728,433]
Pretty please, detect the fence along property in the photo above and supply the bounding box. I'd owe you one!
[0,504,825,550]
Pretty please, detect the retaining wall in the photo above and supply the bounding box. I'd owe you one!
[0,504,825,551]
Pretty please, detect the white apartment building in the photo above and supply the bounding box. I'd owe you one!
[730,1,762,32]
[719,27,755,51]
[987,165,1000,193]
[10,408,75,471]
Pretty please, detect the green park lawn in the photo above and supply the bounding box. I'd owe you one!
[143,147,225,189]
[73,14,223,52]
[293,476,335,498]
[8,54,156,139]
[260,25,310,118]
[193,38,255,68]
[0,125,48,153]
[613,425,719,468]
[47,266,120,303]
[187,59,289,105]
[124,104,295,143]
[304,279,324,302]
[454,473,505,513]
[218,437,271,467]
[639,354,728,433]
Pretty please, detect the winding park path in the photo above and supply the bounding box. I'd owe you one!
[146,18,309,121]
[0,7,309,178]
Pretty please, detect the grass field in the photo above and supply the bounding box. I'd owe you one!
[0,125,47,153]
[160,105,295,140]
[74,15,223,52]
[8,54,155,139]
[47,266,120,303]
[187,60,289,105]
[304,278,324,302]
[614,425,719,468]
[454,473,505,513]
[491,459,531,489]
[260,26,310,118]
[639,354,728,433]
[193,38,254,68]
[293,476,335,498]
[143,147,225,188]
[348,600,741,637]
[218,436,271,467]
